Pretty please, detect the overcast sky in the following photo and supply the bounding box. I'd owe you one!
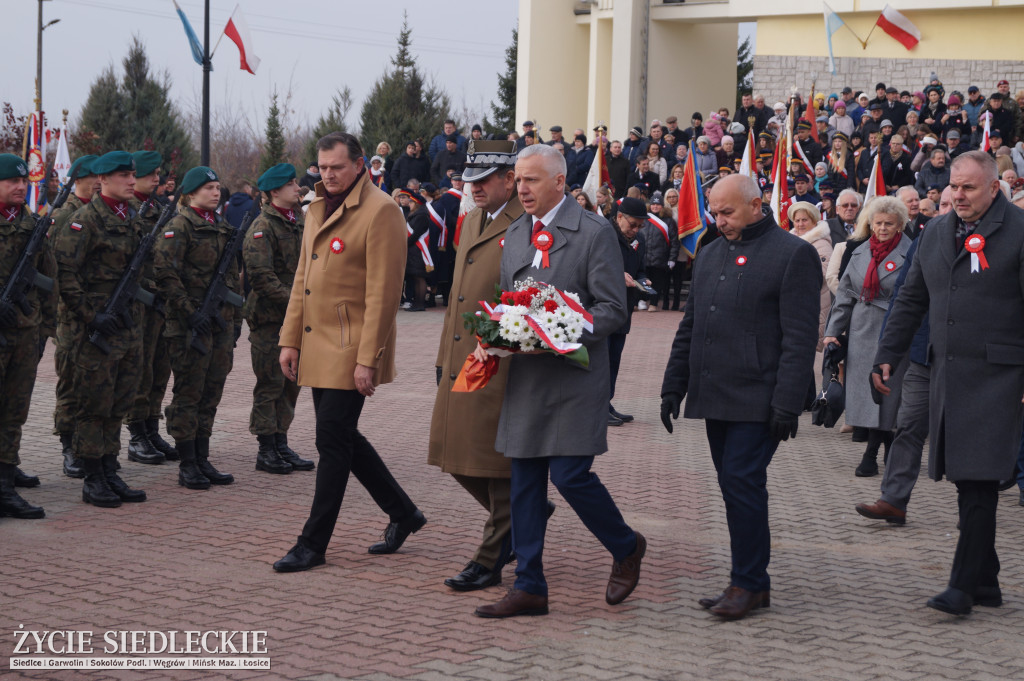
[4,0,520,132]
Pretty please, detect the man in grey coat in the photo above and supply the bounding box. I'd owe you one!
[473,144,646,618]
[660,175,822,620]
[874,151,1024,616]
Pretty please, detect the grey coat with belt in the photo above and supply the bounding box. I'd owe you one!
[875,193,1024,481]
[495,198,627,459]
[825,236,911,429]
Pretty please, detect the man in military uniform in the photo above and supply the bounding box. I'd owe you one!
[0,154,54,518]
[242,163,314,475]
[54,151,147,508]
[49,154,99,478]
[152,166,241,490]
[123,150,177,466]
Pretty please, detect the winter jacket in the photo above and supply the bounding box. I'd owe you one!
[704,118,725,147]
[224,192,254,228]
[639,212,679,269]
[566,146,594,187]
[390,152,430,191]
[829,113,854,138]
[914,160,950,197]
[693,148,718,180]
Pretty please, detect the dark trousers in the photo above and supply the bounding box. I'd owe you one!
[298,388,417,554]
[705,419,778,592]
[608,332,627,402]
[510,455,636,596]
[1016,415,1024,491]
[452,473,512,570]
[949,480,1000,595]
[668,262,687,310]
[648,266,669,309]
[880,362,929,510]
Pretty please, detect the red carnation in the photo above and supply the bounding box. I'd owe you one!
[501,291,515,305]
[544,299,558,312]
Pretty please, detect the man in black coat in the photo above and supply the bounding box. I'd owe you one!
[827,189,862,246]
[882,135,915,194]
[873,151,1024,617]
[606,141,631,200]
[660,174,821,621]
[608,197,648,426]
[795,121,823,167]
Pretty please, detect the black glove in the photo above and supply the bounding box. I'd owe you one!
[0,300,17,328]
[188,310,211,336]
[88,312,121,337]
[660,392,683,433]
[436,366,443,386]
[769,407,800,442]
[869,365,886,406]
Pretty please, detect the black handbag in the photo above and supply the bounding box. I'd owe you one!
[812,343,846,428]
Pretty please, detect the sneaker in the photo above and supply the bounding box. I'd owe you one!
[400,301,413,310]
[637,301,649,311]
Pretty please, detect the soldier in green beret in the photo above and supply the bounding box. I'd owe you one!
[54,150,147,508]
[122,150,178,466]
[152,165,241,490]
[243,163,314,475]
[49,154,101,479]
[0,154,54,518]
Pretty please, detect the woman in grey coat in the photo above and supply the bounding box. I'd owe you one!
[824,196,911,477]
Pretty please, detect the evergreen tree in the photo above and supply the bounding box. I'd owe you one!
[260,93,286,173]
[735,36,754,112]
[483,28,517,138]
[79,36,196,175]
[358,13,451,156]
[304,86,352,164]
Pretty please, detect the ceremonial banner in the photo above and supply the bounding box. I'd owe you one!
[582,129,611,204]
[737,128,757,180]
[863,149,886,202]
[677,140,707,258]
[53,124,72,189]
[25,112,46,215]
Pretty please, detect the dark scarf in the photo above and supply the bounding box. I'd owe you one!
[862,232,902,302]
[322,168,366,219]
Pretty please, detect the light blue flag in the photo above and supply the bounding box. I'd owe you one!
[823,2,845,75]
[173,0,204,66]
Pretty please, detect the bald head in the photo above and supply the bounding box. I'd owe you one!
[708,174,763,241]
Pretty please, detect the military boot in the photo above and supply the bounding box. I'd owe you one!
[146,419,179,461]
[61,433,84,478]
[255,435,292,475]
[13,467,40,488]
[81,458,122,508]
[101,455,146,502]
[176,441,211,490]
[0,463,45,519]
[274,432,314,471]
[195,438,234,485]
[127,421,165,465]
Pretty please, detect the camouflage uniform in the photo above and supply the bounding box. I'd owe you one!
[53,195,142,460]
[152,206,242,441]
[242,204,302,436]
[0,205,57,466]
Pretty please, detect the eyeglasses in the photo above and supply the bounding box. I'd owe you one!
[838,203,859,208]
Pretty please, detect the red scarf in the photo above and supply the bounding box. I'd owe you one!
[272,204,296,223]
[0,202,20,221]
[100,194,128,219]
[861,232,902,302]
[191,207,216,224]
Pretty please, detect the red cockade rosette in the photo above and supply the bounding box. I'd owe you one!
[451,278,594,392]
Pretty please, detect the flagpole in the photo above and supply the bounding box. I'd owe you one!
[860,23,877,49]
[201,0,211,166]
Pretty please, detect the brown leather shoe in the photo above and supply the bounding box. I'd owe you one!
[606,532,646,605]
[855,499,907,525]
[698,589,729,609]
[709,585,770,620]
[474,588,549,618]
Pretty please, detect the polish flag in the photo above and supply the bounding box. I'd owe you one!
[223,5,260,74]
[863,150,886,203]
[980,111,992,152]
[876,5,921,50]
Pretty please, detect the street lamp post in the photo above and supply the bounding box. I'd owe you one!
[36,0,60,115]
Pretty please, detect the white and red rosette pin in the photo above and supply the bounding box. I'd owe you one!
[330,238,344,254]
[884,261,896,272]
[532,230,553,268]
[964,234,989,272]
[735,255,747,266]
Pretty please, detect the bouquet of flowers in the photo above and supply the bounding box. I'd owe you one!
[452,278,593,392]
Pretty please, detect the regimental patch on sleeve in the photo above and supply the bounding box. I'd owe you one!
[70,223,83,231]
[253,232,264,239]
[163,231,174,238]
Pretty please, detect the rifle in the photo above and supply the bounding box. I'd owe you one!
[0,166,78,347]
[87,191,181,354]
[187,194,261,355]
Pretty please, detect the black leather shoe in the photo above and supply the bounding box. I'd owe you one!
[609,405,634,423]
[13,467,40,488]
[445,561,502,591]
[975,586,1002,608]
[608,414,623,427]
[927,587,973,616]
[146,419,179,460]
[273,543,326,573]
[275,433,314,471]
[255,435,292,475]
[368,509,426,554]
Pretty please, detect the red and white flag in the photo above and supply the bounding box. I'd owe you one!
[876,5,920,50]
[737,128,757,180]
[863,150,886,203]
[980,111,992,152]
[223,4,260,74]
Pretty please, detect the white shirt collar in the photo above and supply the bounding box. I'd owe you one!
[487,200,509,223]
[532,195,567,229]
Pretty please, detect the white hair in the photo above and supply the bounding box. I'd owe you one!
[837,188,862,207]
[517,143,567,178]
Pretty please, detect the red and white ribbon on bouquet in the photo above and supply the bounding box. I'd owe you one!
[964,234,990,273]
[548,285,594,333]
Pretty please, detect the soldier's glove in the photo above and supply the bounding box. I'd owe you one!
[188,310,211,336]
[0,300,17,328]
[660,392,683,434]
[436,366,443,386]
[88,312,122,337]
[768,407,800,442]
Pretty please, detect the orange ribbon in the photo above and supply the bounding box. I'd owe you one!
[451,354,500,392]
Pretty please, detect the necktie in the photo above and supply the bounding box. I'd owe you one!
[532,220,544,237]
[481,214,493,231]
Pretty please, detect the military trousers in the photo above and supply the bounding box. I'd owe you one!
[452,473,512,571]
[0,325,41,465]
[248,323,299,436]
[165,327,234,442]
[71,324,142,460]
[52,318,81,436]
[126,307,171,423]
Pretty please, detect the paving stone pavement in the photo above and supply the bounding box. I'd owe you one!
[2,307,1023,681]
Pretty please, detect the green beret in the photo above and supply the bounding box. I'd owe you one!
[69,154,98,179]
[0,153,29,181]
[257,163,296,192]
[92,150,135,175]
[180,166,220,195]
[132,151,163,177]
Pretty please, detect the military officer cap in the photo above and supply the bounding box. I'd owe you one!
[257,163,296,192]
[69,154,98,180]
[451,173,463,182]
[132,151,163,177]
[796,120,812,131]
[0,153,30,180]
[461,140,517,182]
[180,166,220,195]
[91,150,135,175]
[832,131,850,144]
